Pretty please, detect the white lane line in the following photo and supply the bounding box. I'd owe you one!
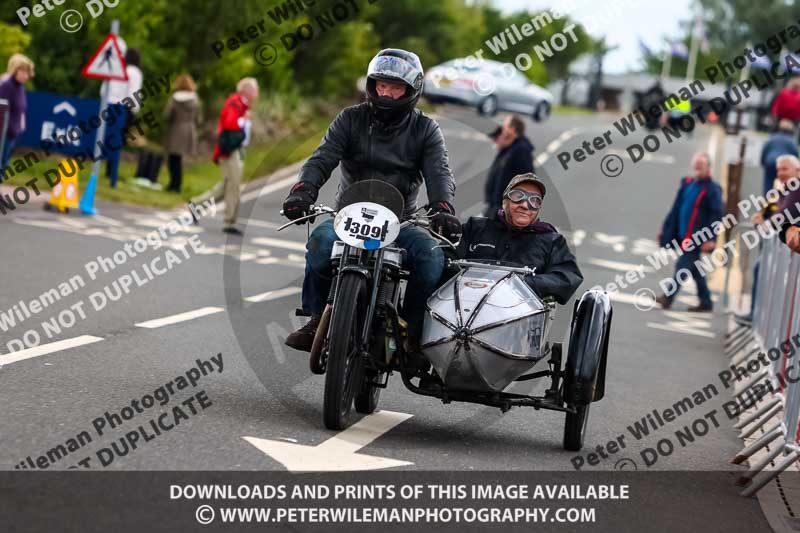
[536,127,580,166]
[251,236,307,252]
[587,258,655,273]
[244,218,281,230]
[135,307,224,329]
[245,286,302,303]
[0,335,104,366]
[239,174,299,204]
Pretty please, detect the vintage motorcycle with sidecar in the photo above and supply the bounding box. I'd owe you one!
[278,180,612,451]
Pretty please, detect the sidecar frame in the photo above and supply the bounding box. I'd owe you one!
[382,287,612,417]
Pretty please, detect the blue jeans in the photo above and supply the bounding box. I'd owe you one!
[302,219,444,337]
[0,136,16,181]
[665,249,712,308]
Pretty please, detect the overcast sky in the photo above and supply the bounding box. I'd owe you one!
[493,0,693,74]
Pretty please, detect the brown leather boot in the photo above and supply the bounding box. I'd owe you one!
[285,315,321,352]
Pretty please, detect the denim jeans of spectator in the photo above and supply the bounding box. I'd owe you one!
[0,136,16,182]
[301,219,444,338]
[664,249,713,308]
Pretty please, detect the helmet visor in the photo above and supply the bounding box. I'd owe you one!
[367,55,421,89]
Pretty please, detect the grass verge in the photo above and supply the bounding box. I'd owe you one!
[2,113,335,210]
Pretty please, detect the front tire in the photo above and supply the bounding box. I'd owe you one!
[563,403,590,451]
[323,273,366,430]
[355,372,382,414]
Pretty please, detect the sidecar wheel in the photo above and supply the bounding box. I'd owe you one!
[563,403,590,451]
[323,273,366,430]
[355,372,381,414]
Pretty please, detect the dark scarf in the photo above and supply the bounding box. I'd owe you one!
[496,209,556,233]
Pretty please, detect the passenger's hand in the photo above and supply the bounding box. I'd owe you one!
[282,182,318,223]
[699,240,715,253]
[429,202,462,243]
[787,226,800,253]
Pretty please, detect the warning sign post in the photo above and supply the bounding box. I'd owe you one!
[79,22,125,213]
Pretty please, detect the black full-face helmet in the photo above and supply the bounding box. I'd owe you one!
[366,48,424,125]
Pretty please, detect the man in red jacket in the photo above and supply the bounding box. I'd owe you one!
[190,77,258,235]
[772,77,800,124]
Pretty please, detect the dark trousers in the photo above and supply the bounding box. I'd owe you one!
[665,249,712,308]
[167,153,182,192]
[0,136,16,182]
[301,219,444,337]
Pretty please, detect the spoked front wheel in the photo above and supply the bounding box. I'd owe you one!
[563,403,590,451]
[323,273,367,430]
[355,371,382,414]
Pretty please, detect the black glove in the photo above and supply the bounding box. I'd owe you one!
[429,202,462,243]
[283,182,318,223]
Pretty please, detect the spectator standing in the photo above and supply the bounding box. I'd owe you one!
[189,77,258,235]
[760,119,797,196]
[0,54,34,181]
[103,48,143,187]
[483,114,534,217]
[163,74,200,193]
[771,76,800,125]
[656,152,724,312]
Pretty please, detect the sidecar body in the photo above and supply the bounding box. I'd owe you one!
[421,267,551,392]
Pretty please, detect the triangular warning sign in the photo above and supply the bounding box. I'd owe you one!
[82,33,128,81]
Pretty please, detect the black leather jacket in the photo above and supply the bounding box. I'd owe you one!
[453,215,583,305]
[298,103,455,219]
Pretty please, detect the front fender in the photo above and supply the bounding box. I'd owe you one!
[564,289,612,405]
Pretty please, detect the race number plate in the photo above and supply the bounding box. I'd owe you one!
[333,202,400,250]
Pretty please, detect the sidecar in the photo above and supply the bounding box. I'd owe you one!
[415,264,613,451]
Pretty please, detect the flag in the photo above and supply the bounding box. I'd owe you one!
[670,41,689,59]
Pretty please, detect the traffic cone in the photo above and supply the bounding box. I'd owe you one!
[79,172,99,215]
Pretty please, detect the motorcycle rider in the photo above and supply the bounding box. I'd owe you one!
[282,49,461,355]
[453,173,583,304]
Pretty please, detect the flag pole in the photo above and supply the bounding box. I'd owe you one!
[686,15,701,81]
[661,45,672,80]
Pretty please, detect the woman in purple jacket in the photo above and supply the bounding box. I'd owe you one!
[0,54,34,181]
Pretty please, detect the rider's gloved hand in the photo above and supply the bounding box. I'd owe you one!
[429,201,462,243]
[283,182,318,223]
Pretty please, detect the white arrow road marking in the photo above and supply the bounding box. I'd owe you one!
[0,335,103,365]
[243,410,414,472]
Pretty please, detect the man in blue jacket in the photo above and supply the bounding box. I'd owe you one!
[760,119,798,196]
[656,152,724,312]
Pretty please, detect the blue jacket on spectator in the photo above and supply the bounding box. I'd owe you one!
[659,176,724,250]
[761,130,798,196]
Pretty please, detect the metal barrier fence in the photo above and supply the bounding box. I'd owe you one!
[724,230,800,496]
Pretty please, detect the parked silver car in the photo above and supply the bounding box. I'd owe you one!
[424,59,553,121]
